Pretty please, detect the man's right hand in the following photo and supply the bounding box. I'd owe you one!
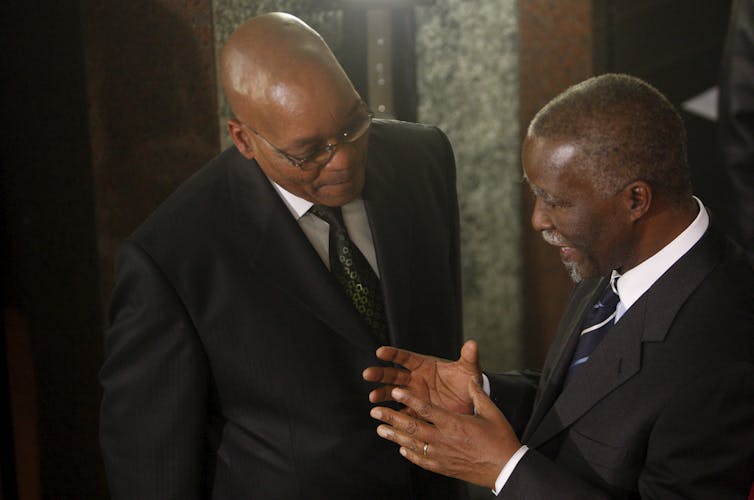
[363,340,482,415]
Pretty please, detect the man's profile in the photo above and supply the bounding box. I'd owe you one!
[367,73,754,499]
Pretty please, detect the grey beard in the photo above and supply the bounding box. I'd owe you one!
[541,230,566,246]
[564,260,583,283]
[542,231,583,282]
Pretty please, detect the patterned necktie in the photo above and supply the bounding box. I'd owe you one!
[565,277,620,383]
[309,205,389,345]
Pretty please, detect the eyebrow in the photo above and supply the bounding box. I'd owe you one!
[526,181,557,203]
[287,100,365,151]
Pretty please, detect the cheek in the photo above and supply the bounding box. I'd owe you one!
[257,159,321,199]
[277,171,313,193]
[599,220,632,262]
[582,211,630,265]
[550,211,589,243]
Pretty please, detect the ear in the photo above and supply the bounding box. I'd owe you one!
[622,180,652,222]
[227,119,256,160]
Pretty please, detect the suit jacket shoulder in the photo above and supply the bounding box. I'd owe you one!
[102,123,467,499]
[502,223,754,499]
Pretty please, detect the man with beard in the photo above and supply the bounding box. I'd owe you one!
[100,12,466,499]
[365,74,754,498]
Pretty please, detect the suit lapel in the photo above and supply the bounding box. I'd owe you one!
[229,155,378,353]
[362,147,413,347]
[525,225,722,448]
[526,307,644,447]
[522,278,605,442]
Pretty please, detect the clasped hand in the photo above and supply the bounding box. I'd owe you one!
[362,340,522,489]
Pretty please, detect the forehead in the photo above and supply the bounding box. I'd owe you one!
[522,135,603,200]
[275,63,354,104]
[260,76,361,146]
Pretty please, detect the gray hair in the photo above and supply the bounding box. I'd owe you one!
[528,73,691,203]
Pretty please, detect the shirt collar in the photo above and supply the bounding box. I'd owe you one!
[269,181,365,220]
[615,196,709,314]
[271,182,314,220]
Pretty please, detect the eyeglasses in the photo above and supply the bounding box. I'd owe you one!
[242,105,374,171]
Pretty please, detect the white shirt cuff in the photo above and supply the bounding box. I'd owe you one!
[491,445,529,496]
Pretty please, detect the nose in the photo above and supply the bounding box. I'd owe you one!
[530,197,553,232]
[323,141,361,171]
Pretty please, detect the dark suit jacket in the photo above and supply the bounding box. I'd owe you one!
[99,120,467,499]
[490,223,754,499]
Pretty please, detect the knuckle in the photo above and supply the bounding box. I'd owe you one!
[405,420,418,435]
[381,411,395,424]
[417,402,433,418]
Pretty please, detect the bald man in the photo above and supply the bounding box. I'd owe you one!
[99,13,466,500]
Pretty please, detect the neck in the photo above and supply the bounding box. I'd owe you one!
[620,196,698,273]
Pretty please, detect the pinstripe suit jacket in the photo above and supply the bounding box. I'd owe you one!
[99,120,467,499]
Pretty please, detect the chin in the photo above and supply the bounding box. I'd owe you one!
[564,261,584,283]
[314,178,365,207]
[562,259,601,283]
[313,187,360,207]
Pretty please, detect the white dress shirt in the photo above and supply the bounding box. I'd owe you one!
[271,182,380,276]
[490,197,709,496]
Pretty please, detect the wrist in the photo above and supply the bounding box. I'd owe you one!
[492,445,529,495]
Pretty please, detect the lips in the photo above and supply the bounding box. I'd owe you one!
[542,231,578,261]
[325,175,352,186]
[316,163,359,185]
[558,245,578,261]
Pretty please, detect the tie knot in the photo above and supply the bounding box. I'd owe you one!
[594,280,620,310]
[309,204,345,228]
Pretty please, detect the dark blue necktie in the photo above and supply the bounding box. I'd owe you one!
[565,278,620,383]
[309,205,389,345]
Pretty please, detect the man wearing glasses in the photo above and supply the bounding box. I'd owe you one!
[99,12,466,500]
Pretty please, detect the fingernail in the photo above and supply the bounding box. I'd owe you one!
[377,425,391,438]
[392,388,405,400]
[370,408,382,419]
[399,447,407,457]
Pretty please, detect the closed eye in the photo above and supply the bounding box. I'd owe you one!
[532,191,570,210]
[545,198,572,209]
[289,108,370,161]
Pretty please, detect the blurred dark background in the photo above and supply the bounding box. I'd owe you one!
[1,0,737,497]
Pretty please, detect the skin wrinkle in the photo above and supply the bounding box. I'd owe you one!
[405,420,419,435]
[417,402,433,419]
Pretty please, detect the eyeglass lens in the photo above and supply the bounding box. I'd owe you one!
[296,109,372,170]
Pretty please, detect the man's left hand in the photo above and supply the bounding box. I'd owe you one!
[370,378,522,489]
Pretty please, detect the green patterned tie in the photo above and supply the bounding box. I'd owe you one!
[309,205,389,345]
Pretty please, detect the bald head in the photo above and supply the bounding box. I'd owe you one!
[219,13,369,207]
[220,13,356,128]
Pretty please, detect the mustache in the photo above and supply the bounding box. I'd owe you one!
[541,230,569,246]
